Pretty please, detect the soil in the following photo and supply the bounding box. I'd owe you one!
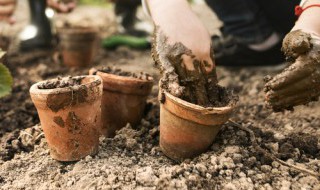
[96,66,152,81]
[1,3,320,190]
[37,76,84,89]
[152,29,233,108]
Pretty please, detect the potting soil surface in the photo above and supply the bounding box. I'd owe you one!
[1,4,320,190]
[97,66,152,81]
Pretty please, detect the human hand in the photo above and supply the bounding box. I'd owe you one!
[150,0,216,105]
[0,0,16,24]
[265,32,320,112]
[47,0,76,13]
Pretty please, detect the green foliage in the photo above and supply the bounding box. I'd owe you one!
[0,50,13,98]
[78,0,111,7]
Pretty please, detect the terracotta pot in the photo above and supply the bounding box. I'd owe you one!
[159,90,236,161]
[89,69,153,137]
[58,27,98,67]
[30,75,103,161]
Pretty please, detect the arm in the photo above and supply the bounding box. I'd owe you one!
[148,0,218,106]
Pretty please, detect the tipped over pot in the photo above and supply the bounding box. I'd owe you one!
[159,89,237,161]
[89,68,153,137]
[58,27,98,67]
[30,75,103,161]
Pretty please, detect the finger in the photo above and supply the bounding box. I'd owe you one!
[267,73,320,99]
[0,0,16,5]
[266,88,320,111]
[265,57,315,91]
[0,15,14,23]
[0,4,15,16]
[282,30,312,57]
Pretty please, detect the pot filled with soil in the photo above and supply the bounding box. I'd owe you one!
[58,27,98,67]
[89,67,153,137]
[30,75,103,161]
[159,85,237,161]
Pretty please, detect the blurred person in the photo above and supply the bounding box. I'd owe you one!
[2,0,320,109]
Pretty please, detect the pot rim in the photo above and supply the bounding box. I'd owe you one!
[30,75,102,95]
[163,90,237,115]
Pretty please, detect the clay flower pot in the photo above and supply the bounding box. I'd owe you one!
[58,27,98,67]
[89,69,153,137]
[159,90,236,161]
[30,75,103,161]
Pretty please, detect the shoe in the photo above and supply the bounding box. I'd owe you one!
[19,0,53,51]
[212,35,285,67]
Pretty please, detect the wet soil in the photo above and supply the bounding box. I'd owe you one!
[96,66,152,81]
[37,76,84,89]
[152,30,234,108]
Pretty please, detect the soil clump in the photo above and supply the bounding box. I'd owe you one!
[152,30,236,108]
[37,76,84,89]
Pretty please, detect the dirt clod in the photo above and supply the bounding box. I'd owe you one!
[38,76,84,89]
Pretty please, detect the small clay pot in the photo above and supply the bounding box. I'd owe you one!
[58,27,98,67]
[89,69,153,137]
[159,90,236,161]
[30,75,103,161]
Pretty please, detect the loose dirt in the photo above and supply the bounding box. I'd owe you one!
[37,76,84,89]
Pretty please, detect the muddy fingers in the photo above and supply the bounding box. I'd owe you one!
[152,28,219,106]
[282,30,312,60]
[265,35,320,112]
[265,57,315,91]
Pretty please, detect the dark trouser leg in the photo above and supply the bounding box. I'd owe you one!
[115,0,140,31]
[20,0,52,51]
[205,0,299,44]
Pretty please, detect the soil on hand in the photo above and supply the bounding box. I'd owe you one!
[97,66,152,81]
[37,76,84,89]
[152,30,236,108]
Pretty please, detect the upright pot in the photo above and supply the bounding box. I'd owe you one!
[58,27,98,67]
[90,69,153,137]
[30,75,103,161]
[159,90,236,161]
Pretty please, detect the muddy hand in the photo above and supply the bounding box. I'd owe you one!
[149,0,217,106]
[282,30,312,60]
[152,27,217,106]
[265,35,320,112]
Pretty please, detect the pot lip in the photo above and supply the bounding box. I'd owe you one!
[30,75,102,95]
[163,90,237,114]
[94,70,154,84]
